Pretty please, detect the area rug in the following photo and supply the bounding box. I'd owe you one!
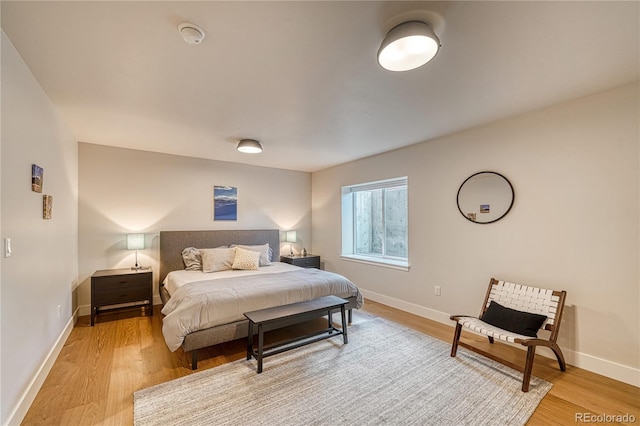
[134,317,551,425]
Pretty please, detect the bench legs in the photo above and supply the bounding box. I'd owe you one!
[340,305,348,344]
[192,307,354,372]
[247,304,348,373]
[246,321,265,373]
[246,320,265,373]
[327,307,348,343]
[246,321,253,361]
[257,324,264,373]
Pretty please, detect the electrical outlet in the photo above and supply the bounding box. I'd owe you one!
[434,285,441,296]
[57,305,61,318]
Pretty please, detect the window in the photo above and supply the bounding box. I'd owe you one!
[341,177,408,270]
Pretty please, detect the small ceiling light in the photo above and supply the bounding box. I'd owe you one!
[237,139,263,154]
[178,23,205,45]
[377,20,440,72]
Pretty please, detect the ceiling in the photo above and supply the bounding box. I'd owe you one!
[2,1,638,172]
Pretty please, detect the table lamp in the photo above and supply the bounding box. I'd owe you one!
[285,230,297,257]
[127,233,145,270]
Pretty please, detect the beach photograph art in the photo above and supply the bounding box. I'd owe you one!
[214,186,237,221]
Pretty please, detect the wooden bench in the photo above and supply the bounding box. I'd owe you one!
[244,295,349,373]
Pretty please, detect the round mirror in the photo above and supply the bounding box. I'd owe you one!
[457,171,514,224]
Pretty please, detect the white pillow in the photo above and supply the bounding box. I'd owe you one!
[201,247,236,273]
[233,243,272,266]
[232,247,261,271]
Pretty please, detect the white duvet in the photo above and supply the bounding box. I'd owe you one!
[163,262,302,296]
[161,263,363,351]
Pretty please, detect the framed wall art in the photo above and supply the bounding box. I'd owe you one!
[32,164,44,193]
[214,186,237,221]
[43,194,53,219]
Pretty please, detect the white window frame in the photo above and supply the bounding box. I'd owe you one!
[341,177,409,271]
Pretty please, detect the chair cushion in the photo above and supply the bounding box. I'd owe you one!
[481,301,547,337]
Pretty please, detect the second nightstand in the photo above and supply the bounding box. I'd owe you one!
[280,254,321,269]
[91,268,153,326]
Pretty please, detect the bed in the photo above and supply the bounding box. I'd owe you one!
[159,229,363,369]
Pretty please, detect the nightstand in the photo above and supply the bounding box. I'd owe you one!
[91,268,153,326]
[280,254,321,269]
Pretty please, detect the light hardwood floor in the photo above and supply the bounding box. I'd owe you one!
[22,301,639,425]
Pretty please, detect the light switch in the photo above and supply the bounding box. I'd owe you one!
[5,238,11,258]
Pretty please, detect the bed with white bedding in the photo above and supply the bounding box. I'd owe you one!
[159,230,363,369]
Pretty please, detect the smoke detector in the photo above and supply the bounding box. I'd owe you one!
[178,23,205,45]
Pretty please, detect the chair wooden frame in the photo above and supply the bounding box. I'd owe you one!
[450,278,567,392]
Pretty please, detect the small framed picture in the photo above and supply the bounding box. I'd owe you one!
[32,164,44,193]
[43,195,53,219]
[214,186,237,221]
[480,204,490,213]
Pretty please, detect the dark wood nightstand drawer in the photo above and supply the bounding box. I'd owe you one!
[93,273,150,291]
[91,269,153,326]
[293,257,320,268]
[280,255,321,269]
[93,286,151,306]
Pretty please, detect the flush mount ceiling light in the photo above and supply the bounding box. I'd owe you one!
[377,20,440,72]
[178,23,205,45]
[237,139,263,154]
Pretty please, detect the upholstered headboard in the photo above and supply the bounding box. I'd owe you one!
[159,229,280,285]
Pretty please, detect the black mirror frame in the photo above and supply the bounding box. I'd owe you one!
[456,171,515,224]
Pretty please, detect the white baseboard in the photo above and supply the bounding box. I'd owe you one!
[562,348,640,388]
[5,308,79,426]
[360,288,452,325]
[361,288,640,388]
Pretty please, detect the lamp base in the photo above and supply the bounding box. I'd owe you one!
[131,266,151,271]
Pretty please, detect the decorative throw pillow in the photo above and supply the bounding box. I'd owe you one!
[481,301,547,338]
[201,247,236,273]
[232,247,261,271]
[181,247,202,271]
[232,244,272,266]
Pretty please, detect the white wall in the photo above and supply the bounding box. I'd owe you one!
[312,83,639,386]
[78,144,311,313]
[1,31,78,424]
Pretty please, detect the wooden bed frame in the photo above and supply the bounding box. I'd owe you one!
[158,229,360,369]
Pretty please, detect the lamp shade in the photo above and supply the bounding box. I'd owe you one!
[377,20,440,72]
[285,230,297,243]
[237,139,263,154]
[126,233,145,250]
